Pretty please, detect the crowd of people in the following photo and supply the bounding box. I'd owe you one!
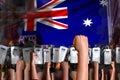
[0,34,120,80]
[0,0,120,80]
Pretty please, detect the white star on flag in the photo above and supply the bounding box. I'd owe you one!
[83,18,93,27]
[100,0,108,7]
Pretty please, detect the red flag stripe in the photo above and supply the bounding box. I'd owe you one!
[24,9,68,19]
[39,0,58,9]
[45,19,68,29]
[26,19,35,31]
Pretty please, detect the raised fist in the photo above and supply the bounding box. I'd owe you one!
[73,35,88,52]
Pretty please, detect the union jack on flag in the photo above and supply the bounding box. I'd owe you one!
[23,0,110,47]
[24,0,68,31]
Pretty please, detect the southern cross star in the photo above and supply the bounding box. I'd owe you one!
[100,0,108,7]
[83,18,93,27]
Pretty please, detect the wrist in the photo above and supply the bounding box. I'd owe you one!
[31,61,35,65]
[77,50,88,56]
[112,68,115,72]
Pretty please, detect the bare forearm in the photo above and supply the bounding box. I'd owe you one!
[0,65,5,80]
[101,69,104,80]
[0,72,5,80]
[46,67,51,80]
[93,62,99,80]
[77,51,88,80]
[8,69,16,80]
[31,62,38,80]
[16,70,23,80]
[51,73,55,80]
[110,62,115,80]
[24,63,30,80]
[37,72,44,80]
[16,60,25,80]
[61,62,69,80]
[73,35,88,80]
[70,71,77,80]
[94,68,99,80]
[89,68,93,80]
[30,52,39,80]
[110,69,115,80]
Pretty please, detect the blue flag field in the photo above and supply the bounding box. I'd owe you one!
[22,0,109,47]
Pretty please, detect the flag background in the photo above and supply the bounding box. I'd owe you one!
[22,0,109,47]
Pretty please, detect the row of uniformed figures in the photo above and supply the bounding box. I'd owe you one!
[0,45,120,65]
[0,44,120,80]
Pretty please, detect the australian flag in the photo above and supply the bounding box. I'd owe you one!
[22,0,109,47]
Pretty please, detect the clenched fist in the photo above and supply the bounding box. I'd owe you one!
[73,35,88,52]
[16,60,25,70]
